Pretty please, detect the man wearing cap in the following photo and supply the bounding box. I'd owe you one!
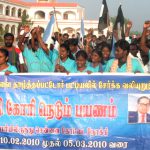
[128,96,150,123]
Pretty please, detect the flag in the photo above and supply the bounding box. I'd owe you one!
[80,17,85,39]
[43,14,55,43]
[98,0,109,32]
[53,7,60,33]
[114,5,125,39]
[110,5,125,58]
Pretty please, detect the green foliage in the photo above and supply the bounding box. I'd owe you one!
[19,11,33,27]
[110,17,116,25]
[110,16,141,35]
[0,27,5,43]
[0,26,4,35]
[130,31,141,36]
[110,16,129,25]
[0,36,3,42]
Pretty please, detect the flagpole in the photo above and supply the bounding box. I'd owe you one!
[52,6,61,67]
[53,6,59,32]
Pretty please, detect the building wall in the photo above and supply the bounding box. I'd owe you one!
[28,6,99,36]
[37,0,56,2]
[0,0,28,37]
[0,0,101,38]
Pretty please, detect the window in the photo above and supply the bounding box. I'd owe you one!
[11,7,16,17]
[63,13,68,20]
[6,6,10,16]
[18,9,22,18]
[0,5,3,15]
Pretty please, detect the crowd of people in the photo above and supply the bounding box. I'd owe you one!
[0,21,150,75]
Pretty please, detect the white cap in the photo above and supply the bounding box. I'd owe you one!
[48,38,54,45]
[45,38,54,47]
[19,30,30,37]
[20,30,24,35]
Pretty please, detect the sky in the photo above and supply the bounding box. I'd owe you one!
[24,0,150,31]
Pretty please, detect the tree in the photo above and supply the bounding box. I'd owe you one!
[20,11,32,26]
[110,16,129,26]
[18,11,33,32]
[0,26,5,44]
[110,16,142,36]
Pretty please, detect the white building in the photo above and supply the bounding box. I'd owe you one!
[0,0,100,38]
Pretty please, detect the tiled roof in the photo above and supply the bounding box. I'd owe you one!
[28,2,78,7]
[7,0,28,5]
[7,0,79,7]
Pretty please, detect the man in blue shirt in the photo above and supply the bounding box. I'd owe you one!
[105,39,144,73]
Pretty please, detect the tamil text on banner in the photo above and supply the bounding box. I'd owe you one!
[0,74,150,150]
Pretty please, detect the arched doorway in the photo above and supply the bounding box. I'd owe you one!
[5,6,10,16]
[18,8,22,18]
[34,11,45,19]
[11,7,16,17]
[5,24,10,33]
[11,25,16,35]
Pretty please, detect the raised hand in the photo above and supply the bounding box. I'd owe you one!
[24,25,30,33]
[126,21,132,29]
[36,26,42,35]
[88,28,93,35]
[31,27,36,36]
[143,21,150,29]
[86,35,92,44]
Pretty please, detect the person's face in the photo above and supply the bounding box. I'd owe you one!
[54,32,59,40]
[33,41,39,51]
[130,45,138,57]
[69,45,77,53]
[50,44,54,50]
[101,35,106,42]
[130,50,138,57]
[63,35,69,41]
[102,47,110,60]
[115,47,126,60]
[4,36,14,47]
[0,52,8,65]
[138,98,150,114]
[91,52,101,63]
[59,47,68,60]
[76,55,86,68]
[92,36,96,42]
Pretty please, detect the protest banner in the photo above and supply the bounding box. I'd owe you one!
[0,74,150,150]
